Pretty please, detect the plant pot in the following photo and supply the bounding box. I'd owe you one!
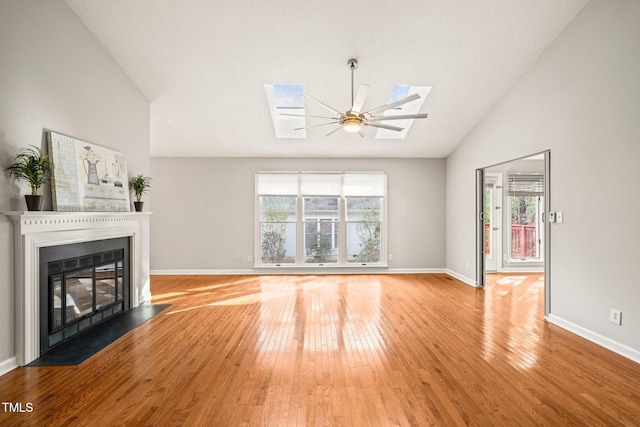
[25,195,43,211]
[134,201,144,212]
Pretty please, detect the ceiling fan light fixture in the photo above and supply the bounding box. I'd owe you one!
[343,117,362,132]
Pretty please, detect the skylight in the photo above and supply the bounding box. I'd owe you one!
[273,84,304,109]
[375,85,431,139]
[264,84,306,138]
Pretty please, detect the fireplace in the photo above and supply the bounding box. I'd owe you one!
[1,211,151,366]
[39,237,130,354]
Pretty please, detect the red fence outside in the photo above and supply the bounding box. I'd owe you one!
[511,225,537,258]
[485,223,491,255]
[485,223,537,258]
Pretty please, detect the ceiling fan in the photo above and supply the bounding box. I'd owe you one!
[281,58,428,136]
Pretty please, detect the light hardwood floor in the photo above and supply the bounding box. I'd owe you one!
[1,273,639,426]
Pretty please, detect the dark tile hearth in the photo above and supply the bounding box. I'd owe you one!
[28,304,169,366]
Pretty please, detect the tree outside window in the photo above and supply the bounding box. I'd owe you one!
[260,197,294,264]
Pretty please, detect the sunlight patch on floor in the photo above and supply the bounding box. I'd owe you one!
[165,290,292,314]
[187,275,261,291]
[151,291,188,301]
[212,290,293,306]
[496,276,527,286]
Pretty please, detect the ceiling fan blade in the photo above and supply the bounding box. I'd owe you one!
[304,93,343,115]
[364,93,421,115]
[371,113,429,121]
[279,113,340,120]
[366,122,404,132]
[325,126,342,136]
[351,84,370,114]
[294,121,340,131]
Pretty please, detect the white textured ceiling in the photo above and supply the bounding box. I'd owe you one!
[66,0,588,158]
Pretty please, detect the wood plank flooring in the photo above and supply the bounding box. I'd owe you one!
[1,273,639,426]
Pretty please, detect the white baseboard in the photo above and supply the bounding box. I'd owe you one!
[0,356,18,377]
[548,314,640,364]
[150,268,446,276]
[389,268,446,274]
[496,267,545,273]
[151,269,256,275]
[445,269,477,287]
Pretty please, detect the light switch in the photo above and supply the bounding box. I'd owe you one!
[556,212,563,223]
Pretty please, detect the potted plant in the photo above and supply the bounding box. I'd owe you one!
[5,145,54,211]
[128,174,151,212]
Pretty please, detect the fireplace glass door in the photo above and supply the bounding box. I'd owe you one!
[40,238,130,354]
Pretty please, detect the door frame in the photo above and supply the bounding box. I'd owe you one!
[476,150,551,317]
[484,173,502,272]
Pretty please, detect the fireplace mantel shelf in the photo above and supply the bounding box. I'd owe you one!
[1,211,151,234]
[2,210,152,216]
[2,210,151,220]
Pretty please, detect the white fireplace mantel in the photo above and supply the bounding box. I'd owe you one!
[1,211,152,366]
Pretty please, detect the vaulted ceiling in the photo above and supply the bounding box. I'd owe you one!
[66,0,588,158]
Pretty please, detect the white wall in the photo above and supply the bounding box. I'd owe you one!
[0,0,150,371]
[150,157,445,272]
[446,0,640,357]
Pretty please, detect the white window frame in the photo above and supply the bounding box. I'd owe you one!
[345,196,383,264]
[255,172,387,268]
[506,173,544,264]
[257,195,297,265]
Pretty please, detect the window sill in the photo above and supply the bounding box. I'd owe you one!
[253,264,389,273]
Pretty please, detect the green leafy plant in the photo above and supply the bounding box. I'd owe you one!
[354,207,381,263]
[306,230,332,262]
[261,198,289,263]
[5,145,54,195]
[128,174,152,202]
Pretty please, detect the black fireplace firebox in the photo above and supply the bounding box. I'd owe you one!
[39,237,130,354]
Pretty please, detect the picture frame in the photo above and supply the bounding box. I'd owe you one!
[47,131,131,212]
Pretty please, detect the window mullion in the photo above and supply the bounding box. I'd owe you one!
[296,196,303,266]
[339,197,346,265]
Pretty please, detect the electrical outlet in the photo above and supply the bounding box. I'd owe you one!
[610,308,622,325]
[388,254,393,262]
[248,255,253,262]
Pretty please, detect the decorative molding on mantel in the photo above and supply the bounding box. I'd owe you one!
[1,210,152,366]
[1,210,150,231]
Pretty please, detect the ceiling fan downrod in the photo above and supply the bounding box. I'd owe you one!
[348,58,358,108]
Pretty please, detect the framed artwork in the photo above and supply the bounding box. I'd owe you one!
[47,131,131,212]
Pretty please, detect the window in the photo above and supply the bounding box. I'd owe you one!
[304,197,339,263]
[256,172,386,267]
[346,198,381,263]
[259,196,296,264]
[507,173,544,261]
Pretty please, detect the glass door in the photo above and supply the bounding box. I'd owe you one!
[484,174,502,272]
[507,173,544,263]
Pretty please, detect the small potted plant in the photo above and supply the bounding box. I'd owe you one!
[5,145,54,211]
[128,174,151,212]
